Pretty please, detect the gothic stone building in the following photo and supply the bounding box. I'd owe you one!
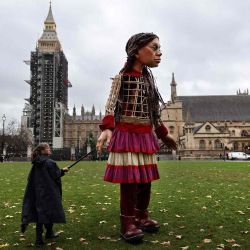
[63,105,102,156]
[161,74,250,159]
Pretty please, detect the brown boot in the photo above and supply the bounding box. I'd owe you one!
[120,215,144,243]
[135,208,160,233]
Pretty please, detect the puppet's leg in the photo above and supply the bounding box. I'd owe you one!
[35,223,45,246]
[120,183,144,243]
[135,183,160,232]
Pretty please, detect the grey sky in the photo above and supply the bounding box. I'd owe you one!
[0,0,249,126]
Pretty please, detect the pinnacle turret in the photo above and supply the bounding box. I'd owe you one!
[170,72,177,103]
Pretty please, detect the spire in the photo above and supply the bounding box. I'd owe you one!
[170,72,177,103]
[91,105,95,116]
[171,72,176,86]
[73,105,76,119]
[81,105,85,120]
[45,1,55,24]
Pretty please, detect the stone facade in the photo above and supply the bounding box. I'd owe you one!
[63,105,102,150]
[161,74,250,159]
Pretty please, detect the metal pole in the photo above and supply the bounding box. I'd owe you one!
[2,114,6,157]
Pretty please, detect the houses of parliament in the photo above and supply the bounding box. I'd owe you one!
[22,4,250,159]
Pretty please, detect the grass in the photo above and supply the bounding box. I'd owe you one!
[1,160,250,249]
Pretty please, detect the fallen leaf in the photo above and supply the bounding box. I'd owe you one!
[225,239,236,244]
[203,238,212,243]
[67,207,75,213]
[0,243,9,248]
[196,243,204,248]
[216,243,225,249]
[99,221,107,224]
[175,235,182,240]
[161,241,171,247]
[151,240,159,244]
[240,231,249,234]
[232,243,241,248]
[237,211,245,215]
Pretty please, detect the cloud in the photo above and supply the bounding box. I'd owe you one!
[0,0,249,124]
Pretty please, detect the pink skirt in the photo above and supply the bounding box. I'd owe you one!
[104,124,160,183]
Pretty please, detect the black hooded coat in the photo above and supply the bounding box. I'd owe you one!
[21,156,66,224]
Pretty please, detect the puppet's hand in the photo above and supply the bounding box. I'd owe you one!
[162,134,178,151]
[96,129,113,155]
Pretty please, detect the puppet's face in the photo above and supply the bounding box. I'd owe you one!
[135,38,162,68]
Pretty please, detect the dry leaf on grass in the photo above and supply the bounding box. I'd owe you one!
[203,238,212,243]
[0,243,9,249]
[175,235,182,240]
[161,241,171,247]
[237,210,245,215]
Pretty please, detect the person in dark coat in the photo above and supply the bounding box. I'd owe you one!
[21,143,69,246]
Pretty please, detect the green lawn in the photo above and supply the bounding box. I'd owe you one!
[1,160,250,249]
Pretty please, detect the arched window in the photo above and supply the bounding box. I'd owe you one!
[169,126,175,135]
[241,130,248,137]
[215,139,222,149]
[199,140,206,150]
[205,125,211,132]
[233,142,238,150]
[231,130,235,136]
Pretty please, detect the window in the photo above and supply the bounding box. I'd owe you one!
[231,130,235,136]
[214,139,222,149]
[241,130,248,137]
[169,126,175,134]
[199,140,206,150]
[205,125,211,132]
[233,142,238,150]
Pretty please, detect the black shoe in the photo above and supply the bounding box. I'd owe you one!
[35,239,45,247]
[45,231,59,239]
[21,223,28,233]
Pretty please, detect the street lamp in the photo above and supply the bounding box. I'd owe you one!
[2,114,6,156]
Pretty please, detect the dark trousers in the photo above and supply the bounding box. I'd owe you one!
[36,223,54,235]
[120,183,151,216]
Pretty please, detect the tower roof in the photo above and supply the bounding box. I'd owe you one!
[179,95,250,122]
[38,2,61,52]
[171,72,177,86]
[45,2,55,23]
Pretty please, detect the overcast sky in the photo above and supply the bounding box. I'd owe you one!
[0,0,250,126]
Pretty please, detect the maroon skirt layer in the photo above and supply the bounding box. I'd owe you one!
[104,163,160,183]
[108,127,160,154]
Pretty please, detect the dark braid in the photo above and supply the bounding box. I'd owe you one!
[143,67,164,127]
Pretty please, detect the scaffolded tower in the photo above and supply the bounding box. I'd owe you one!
[25,3,71,148]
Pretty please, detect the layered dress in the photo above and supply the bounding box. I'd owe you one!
[101,69,161,184]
